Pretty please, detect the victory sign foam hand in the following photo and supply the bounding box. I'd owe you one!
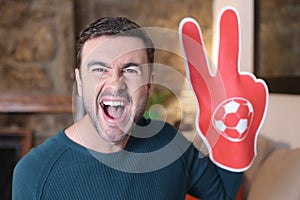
[179,7,268,172]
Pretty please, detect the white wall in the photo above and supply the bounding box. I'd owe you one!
[261,94,300,148]
[212,0,254,73]
[213,0,300,148]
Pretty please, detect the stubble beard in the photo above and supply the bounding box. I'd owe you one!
[84,94,148,144]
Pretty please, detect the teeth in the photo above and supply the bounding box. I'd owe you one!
[103,101,124,107]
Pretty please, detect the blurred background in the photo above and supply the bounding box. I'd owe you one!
[0,0,299,199]
[0,0,214,146]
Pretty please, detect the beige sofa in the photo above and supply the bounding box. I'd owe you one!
[243,135,300,200]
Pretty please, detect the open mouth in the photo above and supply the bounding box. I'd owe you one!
[99,99,130,124]
[102,101,125,119]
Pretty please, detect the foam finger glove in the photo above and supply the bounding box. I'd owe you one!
[179,7,269,172]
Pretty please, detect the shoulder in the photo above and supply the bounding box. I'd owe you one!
[17,130,68,166]
[12,130,68,199]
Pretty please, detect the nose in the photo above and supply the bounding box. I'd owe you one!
[106,66,126,91]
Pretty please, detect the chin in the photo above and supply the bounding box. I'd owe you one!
[98,121,132,143]
[105,132,129,144]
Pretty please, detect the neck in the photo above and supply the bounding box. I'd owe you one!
[65,115,130,153]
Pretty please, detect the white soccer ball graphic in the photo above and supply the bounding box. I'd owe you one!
[212,98,254,142]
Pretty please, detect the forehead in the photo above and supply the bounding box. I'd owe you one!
[81,36,147,64]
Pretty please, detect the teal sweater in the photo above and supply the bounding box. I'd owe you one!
[13,119,242,200]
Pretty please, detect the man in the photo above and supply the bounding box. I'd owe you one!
[13,17,243,199]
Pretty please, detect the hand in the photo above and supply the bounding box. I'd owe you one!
[179,8,268,172]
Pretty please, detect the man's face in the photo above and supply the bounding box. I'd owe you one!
[76,36,154,143]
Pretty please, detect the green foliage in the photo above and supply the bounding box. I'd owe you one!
[143,89,171,119]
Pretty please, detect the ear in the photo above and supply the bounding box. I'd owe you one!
[75,68,83,97]
[147,72,155,97]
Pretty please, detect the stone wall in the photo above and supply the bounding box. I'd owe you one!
[259,0,300,77]
[0,0,213,145]
[0,0,298,145]
[0,0,75,145]
[0,0,75,95]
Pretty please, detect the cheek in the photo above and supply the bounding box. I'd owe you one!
[130,84,150,105]
[127,78,149,96]
[81,78,103,100]
[83,82,95,96]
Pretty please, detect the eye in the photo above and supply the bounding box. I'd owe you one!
[92,66,108,73]
[123,68,139,74]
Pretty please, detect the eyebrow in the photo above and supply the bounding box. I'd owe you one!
[87,60,144,71]
[123,63,145,74]
[123,62,143,68]
[87,61,109,69]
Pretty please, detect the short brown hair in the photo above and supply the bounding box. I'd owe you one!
[76,17,155,74]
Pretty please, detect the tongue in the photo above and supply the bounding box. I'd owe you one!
[106,106,124,119]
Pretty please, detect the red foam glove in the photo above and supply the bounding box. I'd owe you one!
[179,7,268,172]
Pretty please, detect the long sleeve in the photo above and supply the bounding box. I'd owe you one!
[12,124,243,200]
[185,144,243,200]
